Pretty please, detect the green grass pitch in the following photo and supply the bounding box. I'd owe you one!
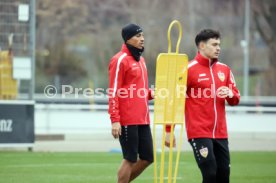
[0,151,275,183]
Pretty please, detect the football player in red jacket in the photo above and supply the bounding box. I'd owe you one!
[166,29,240,183]
[108,23,154,183]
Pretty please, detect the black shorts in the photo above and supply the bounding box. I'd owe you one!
[119,125,153,163]
[189,138,230,168]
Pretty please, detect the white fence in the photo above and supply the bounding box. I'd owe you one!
[35,104,276,134]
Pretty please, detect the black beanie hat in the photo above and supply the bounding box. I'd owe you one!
[121,23,143,42]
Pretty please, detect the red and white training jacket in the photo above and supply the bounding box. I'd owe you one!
[167,52,240,140]
[108,44,153,126]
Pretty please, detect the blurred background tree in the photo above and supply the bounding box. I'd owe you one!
[35,0,275,96]
[252,0,276,95]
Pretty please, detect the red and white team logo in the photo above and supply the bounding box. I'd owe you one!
[199,147,208,158]
[218,71,225,82]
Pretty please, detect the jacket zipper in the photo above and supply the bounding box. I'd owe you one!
[209,59,217,138]
[139,61,148,124]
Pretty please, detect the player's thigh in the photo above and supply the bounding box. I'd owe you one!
[189,138,216,165]
[213,139,230,168]
[119,125,139,163]
[137,125,153,162]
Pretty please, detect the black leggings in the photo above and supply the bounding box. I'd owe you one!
[190,138,230,183]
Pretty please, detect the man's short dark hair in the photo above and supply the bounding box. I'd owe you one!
[195,29,220,47]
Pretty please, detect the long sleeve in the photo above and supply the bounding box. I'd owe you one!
[166,124,175,133]
[108,56,125,123]
[226,70,240,106]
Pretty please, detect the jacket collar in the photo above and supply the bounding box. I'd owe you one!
[194,52,218,67]
[121,43,132,56]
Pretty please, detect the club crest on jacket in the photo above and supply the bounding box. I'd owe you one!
[218,71,225,82]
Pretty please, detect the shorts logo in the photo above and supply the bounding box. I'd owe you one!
[199,147,208,158]
[218,71,225,82]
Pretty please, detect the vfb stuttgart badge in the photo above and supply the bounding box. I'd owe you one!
[199,147,208,158]
[218,71,225,82]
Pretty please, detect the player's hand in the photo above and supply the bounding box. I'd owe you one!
[217,86,234,98]
[112,122,121,139]
[165,132,176,148]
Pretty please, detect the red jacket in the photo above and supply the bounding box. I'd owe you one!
[167,52,240,139]
[108,44,153,126]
